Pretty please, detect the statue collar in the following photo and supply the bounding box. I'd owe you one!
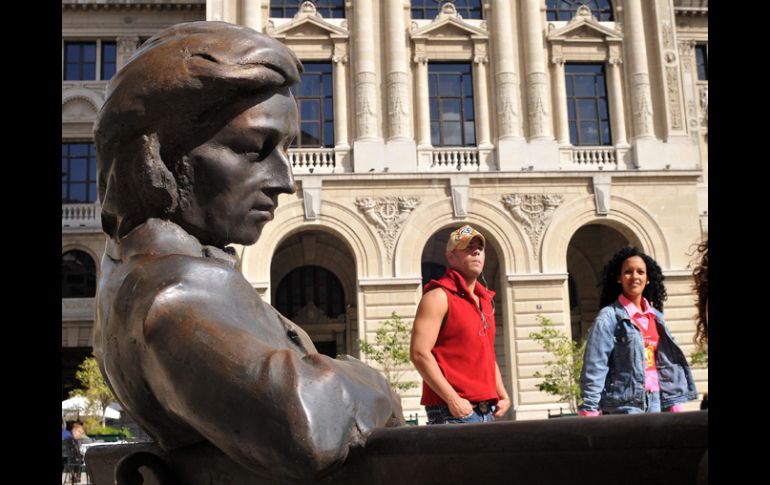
[104,218,239,268]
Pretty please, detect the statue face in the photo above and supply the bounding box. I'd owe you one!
[178,89,298,247]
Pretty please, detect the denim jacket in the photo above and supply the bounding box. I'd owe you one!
[578,300,698,413]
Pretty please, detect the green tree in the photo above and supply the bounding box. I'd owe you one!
[359,311,419,393]
[690,347,708,368]
[529,315,585,414]
[71,355,116,428]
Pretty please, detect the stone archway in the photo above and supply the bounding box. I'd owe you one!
[271,230,357,357]
[566,224,641,342]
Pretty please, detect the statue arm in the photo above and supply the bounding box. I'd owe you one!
[141,278,403,482]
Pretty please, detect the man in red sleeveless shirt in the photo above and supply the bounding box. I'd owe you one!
[410,225,511,424]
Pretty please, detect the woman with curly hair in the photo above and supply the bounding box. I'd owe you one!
[578,247,698,415]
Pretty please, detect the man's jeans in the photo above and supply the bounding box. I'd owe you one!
[425,404,495,424]
[606,390,662,414]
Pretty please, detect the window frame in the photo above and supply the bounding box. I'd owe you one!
[564,63,612,147]
[290,62,335,148]
[428,62,476,147]
[411,0,484,20]
[270,0,346,18]
[61,142,98,204]
[546,0,614,22]
[695,44,708,81]
[63,39,117,81]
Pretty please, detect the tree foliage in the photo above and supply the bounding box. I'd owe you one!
[71,355,116,428]
[529,315,585,414]
[359,311,419,393]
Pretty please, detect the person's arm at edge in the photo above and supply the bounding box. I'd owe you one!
[492,363,511,418]
[409,288,474,418]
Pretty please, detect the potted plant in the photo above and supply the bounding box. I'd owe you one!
[529,315,585,416]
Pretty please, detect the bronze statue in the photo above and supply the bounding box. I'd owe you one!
[93,21,404,484]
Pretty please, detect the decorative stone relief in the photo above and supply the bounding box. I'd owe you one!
[116,36,140,69]
[333,41,348,65]
[501,193,564,256]
[295,1,322,19]
[355,196,420,261]
[436,2,460,21]
[527,73,549,137]
[699,85,708,125]
[497,72,519,137]
[661,20,674,49]
[633,79,653,135]
[678,40,695,62]
[387,72,410,138]
[666,66,683,130]
[356,72,377,138]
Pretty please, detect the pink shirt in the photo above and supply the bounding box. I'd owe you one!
[619,295,660,392]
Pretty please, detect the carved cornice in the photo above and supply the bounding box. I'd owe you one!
[501,194,564,257]
[355,196,420,262]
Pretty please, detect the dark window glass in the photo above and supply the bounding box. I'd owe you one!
[695,45,708,81]
[546,0,614,22]
[429,63,475,147]
[411,0,483,20]
[101,41,117,80]
[270,0,345,18]
[62,143,98,203]
[565,64,612,146]
[290,62,334,147]
[275,265,345,320]
[62,251,96,298]
[63,42,96,80]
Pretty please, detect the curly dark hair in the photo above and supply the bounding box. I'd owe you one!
[599,247,667,311]
[692,239,708,347]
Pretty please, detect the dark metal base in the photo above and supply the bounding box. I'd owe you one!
[86,410,707,485]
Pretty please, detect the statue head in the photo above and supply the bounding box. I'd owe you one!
[95,21,303,247]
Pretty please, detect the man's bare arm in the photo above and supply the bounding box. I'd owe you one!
[409,288,474,418]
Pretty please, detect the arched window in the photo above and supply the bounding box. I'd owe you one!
[275,265,345,320]
[62,250,96,298]
[270,0,345,19]
[546,1,614,22]
[411,0,483,20]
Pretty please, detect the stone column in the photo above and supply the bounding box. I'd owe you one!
[384,0,416,171]
[241,0,262,32]
[522,0,554,141]
[207,0,237,23]
[607,44,628,147]
[332,44,350,150]
[115,36,139,72]
[624,0,654,139]
[490,0,522,141]
[352,0,384,171]
[550,46,569,145]
[473,46,491,148]
[413,54,431,149]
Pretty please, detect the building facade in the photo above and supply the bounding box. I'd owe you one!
[62,0,708,421]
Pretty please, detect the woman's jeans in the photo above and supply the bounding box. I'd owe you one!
[425,403,496,424]
[605,390,661,414]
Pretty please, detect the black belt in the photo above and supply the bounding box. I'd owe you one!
[472,400,493,414]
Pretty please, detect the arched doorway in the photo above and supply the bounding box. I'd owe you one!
[62,250,96,298]
[566,224,640,342]
[271,230,356,357]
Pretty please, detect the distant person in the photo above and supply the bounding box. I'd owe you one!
[410,225,511,424]
[62,417,72,440]
[71,422,93,445]
[578,247,698,415]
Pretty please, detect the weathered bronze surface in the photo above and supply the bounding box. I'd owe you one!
[92,21,403,484]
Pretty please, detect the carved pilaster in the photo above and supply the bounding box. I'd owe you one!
[497,72,519,138]
[633,75,653,136]
[527,73,550,139]
[356,72,378,139]
[501,194,564,257]
[387,72,410,139]
[666,66,684,130]
[355,196,421,262]
[116,36,140,71]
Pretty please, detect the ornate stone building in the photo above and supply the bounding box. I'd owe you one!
[62,0,708,421]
